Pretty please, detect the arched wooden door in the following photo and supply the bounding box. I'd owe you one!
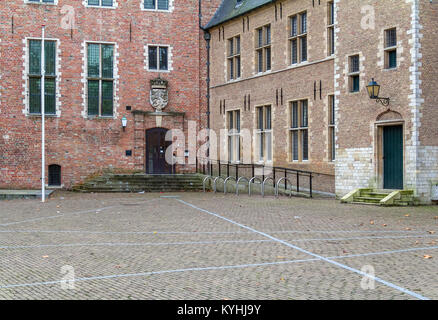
[146,128,172,174]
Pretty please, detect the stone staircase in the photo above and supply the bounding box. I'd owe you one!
[341,188,416,206]
[72,173,205,193]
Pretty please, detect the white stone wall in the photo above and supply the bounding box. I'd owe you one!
[416,146,438,202]
[335,147,374,197]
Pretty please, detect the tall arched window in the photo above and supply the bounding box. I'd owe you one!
[48,164,61,186]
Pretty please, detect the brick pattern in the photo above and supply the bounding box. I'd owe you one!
[0,0,222,189]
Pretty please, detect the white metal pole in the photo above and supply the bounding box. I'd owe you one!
[41,25,46,203]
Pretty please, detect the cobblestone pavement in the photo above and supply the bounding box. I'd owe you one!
[0,191,437,300]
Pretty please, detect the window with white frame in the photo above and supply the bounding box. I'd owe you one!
[28,39,57,115]
[143,0,169,10]
[256,105,272,162]
[87,43,115,117]
[87,0,114,7]
[289,100,308,161]
[26,0,56,4]
[227,110,241,162]
[148,45,169,71]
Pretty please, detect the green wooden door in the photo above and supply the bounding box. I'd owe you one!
[383,125,403,189]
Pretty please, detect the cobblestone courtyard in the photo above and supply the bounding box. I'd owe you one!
[0,191,437,300]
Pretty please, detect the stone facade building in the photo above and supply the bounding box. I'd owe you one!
[205,0,438,203]
[0,0,437,203]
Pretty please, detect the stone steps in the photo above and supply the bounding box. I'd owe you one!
[72,174,205,193]
[341,188,416,206]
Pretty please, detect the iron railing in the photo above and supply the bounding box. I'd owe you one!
[195,158,313,198]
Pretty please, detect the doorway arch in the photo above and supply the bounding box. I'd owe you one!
[146,127,173,174]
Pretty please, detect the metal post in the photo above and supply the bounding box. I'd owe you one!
[273,168,276,188]
[236,165,239,181]
[218,160,221,177]
[252,164,255,178]
[284,169,287,190]
[227,162,229,177]
[41,25,46,203]
[310,173,313,198]
[297,172,300,193]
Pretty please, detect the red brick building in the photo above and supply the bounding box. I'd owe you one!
[0,0,220,189]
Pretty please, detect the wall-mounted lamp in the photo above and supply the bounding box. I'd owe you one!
[121,116,128,132]
[366,78,390,106]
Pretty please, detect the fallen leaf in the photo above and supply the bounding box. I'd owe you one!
[434,217,438,220]
[405,228,412,231]
[415,241,420,245]
[428,231,436,235]
[277,256,286,259]
[280,278,285,281]
[42,255,49,258]
[370,221,375,225]
[423,255,433,259]
[428,241,436,245]
[404,214,410,217]
[153,231,158,235]
[382,224,387,227]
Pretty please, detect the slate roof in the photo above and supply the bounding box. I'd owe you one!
[204,0,274,29]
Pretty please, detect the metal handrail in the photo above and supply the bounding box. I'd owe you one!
[236,177,249,196]
[224,176,237,194]
[202,176,214,193]
[275,177,294,198]
[262,177,275,197]
[213,176,225,193]
[248,177,262,196]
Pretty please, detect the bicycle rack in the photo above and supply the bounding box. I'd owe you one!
[275,177,294,198]
[262,177,275,197]
[213,176,225,193]
[248,177,262,196]
[223,176,237,194]
[235,177,249,196]
[202,176,214,193]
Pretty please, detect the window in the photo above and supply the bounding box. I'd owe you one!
[28,39,57,115]
[348,55,360,93]
[27,0,55,3]
[228,36,241,80]
[87,43,115,117]
[256,106,272,162]
[148,46,169,71]
[327,2,335,56]
[289,100,309,161]
[143,0,169,10]
[255,25,271,73]
[227,110,241,162]
[48,164,61,187]
[384,28,397,69]
[289,12,307,64]
[87,0,114,7]
[328,95,335,161]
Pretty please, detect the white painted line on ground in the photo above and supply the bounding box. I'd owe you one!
[1,244,438,291]
[176,199,430,300]
[0,198,159,227]
[1,234,437,251]
[0,229,431,235]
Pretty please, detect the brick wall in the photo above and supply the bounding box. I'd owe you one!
[0,0,221,189]
[209,0,336,194]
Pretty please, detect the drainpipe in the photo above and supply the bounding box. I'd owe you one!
[204,31,211,131]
